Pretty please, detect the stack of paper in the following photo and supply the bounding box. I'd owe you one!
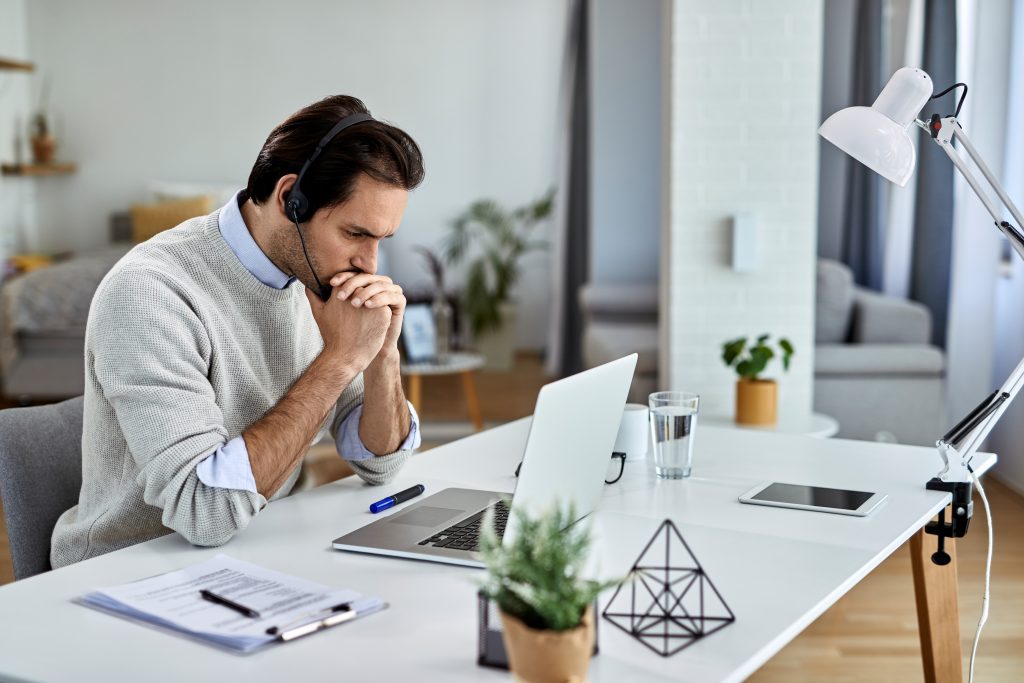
[78,554,385,653]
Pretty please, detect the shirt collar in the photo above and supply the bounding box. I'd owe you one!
[218,190,295,289]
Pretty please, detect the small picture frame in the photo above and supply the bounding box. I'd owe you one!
[401,304,436,363]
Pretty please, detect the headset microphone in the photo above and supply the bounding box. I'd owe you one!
[285,112,373,302]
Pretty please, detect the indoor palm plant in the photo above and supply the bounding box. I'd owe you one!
[478,503,617,682]
[721,334,794,425]
[442,188,554,369]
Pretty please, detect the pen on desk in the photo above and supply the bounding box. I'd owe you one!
[265,600,353,636]
[199,589,261,619]
[369,484,426,513]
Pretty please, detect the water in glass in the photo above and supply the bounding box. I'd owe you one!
[650,405,698,478]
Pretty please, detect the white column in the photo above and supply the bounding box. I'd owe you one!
[662,0,823,419]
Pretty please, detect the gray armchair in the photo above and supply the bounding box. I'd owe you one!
[813,259,945,445]
[579,261,946,446]
[579,283,658,403]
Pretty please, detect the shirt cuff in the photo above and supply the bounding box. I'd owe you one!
[196,436,258,493]
[336,401,421,461]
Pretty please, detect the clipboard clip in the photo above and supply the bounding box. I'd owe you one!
[274,605,358,642]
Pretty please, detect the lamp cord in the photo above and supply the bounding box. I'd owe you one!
[931,82,969,119]
[967,471,992,683]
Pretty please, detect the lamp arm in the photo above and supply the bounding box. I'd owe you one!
[920,115,1024,479]
[908,115,1024,548]
[946,121,1024,232]
[918,116,1024,262]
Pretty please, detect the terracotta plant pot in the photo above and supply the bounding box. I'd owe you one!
[30,135,57,164]
[499,605,594,683]
[735,378,777,425]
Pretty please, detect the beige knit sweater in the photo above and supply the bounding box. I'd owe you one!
[51,212,409,568]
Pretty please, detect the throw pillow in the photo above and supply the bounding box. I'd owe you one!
[130,195,212,243]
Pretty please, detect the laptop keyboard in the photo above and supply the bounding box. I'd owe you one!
[418,500,510,552]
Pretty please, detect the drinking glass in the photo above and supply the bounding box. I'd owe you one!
[648,391,700,479]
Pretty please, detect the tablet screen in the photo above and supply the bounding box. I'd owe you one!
[751,482,874,510]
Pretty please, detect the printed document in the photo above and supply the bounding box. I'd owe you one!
[78,554,385,652]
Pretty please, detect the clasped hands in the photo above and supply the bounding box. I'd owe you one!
[305,272,405,373]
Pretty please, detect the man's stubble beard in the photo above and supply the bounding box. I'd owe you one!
[264,223,323,294]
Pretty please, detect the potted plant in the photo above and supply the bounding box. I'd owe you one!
[442,188,554,370]
[30,77,57,164]
[721,334,794,425]
[478,504,617,683]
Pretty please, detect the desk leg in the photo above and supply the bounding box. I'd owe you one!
[408,374,422,416]
[461,370,484,431]
[910,528,963,683]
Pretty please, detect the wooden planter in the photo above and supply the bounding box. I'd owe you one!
[736,378,777,425]
[499,606,594,683]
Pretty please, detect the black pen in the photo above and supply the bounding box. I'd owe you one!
[199,589,261,619]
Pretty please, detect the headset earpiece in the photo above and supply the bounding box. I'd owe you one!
[285,192,306,223]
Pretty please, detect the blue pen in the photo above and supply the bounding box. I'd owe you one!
[369,484,426,513]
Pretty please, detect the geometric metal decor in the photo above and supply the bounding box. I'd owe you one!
[602,519,736,657]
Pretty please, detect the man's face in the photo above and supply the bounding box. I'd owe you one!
[280,173,409,288]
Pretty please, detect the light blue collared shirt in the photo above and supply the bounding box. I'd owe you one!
[196,191,420,492]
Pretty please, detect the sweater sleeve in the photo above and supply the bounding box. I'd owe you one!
[90,267,266,547]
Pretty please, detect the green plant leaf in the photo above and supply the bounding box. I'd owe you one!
[722,337,747,366]
[779,337,794,371]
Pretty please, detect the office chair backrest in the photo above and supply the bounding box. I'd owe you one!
[0,396,84,580]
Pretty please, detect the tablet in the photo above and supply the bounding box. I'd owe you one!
[738,481,887,517]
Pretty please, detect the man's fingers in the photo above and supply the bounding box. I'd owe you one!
[361,289,406,310]
[350,283,402,308]
[329,271,359,287]
[336,274,392,300]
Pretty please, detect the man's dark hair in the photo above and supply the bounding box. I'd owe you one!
[245,95,424,214]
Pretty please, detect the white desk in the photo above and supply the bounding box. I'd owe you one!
[0,422,994,682]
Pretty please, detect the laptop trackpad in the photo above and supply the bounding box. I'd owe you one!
[388,506,463,527]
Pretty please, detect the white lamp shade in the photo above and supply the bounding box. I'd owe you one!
[818,105,917,186]
[818,67,934,187]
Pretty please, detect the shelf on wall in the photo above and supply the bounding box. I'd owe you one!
[0,57,34,72]
[1,163,77,177]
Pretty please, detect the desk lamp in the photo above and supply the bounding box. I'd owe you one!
[820,66,1015,679]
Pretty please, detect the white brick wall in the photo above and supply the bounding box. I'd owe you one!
[661,0,823,419]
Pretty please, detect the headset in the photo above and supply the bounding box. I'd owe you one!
[285,112,374,301]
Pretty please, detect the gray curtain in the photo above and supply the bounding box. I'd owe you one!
[910,0,957,348]
[556,0,590,377]
[840,0,886,291]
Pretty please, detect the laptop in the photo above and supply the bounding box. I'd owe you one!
[332,354,638,568]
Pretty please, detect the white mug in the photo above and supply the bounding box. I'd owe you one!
[613,403,650,459]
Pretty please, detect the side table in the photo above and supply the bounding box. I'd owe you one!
[400,352,486,431]
[701,412,840,438]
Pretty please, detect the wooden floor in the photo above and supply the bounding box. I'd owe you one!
[1,352,1022,681]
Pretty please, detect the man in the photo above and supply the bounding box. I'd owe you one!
[51,95,424,567]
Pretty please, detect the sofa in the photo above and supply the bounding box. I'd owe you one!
[578,259,946,446]
[813,259,945,446]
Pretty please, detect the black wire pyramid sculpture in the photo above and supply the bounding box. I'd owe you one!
[602,519,736,657]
